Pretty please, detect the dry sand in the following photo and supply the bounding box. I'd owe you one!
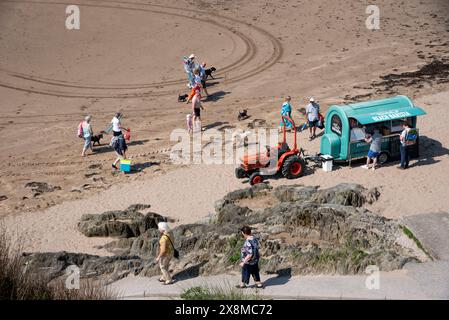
[0,0,449,255]
[3,91,449,255]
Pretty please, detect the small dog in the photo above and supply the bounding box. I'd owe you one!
[178,93,188,102]
[238,109,249,121]
[205,67,216,79]
[91,132,104,146]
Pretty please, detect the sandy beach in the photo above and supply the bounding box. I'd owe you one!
[1,0,449,256]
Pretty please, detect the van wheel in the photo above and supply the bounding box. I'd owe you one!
[282,156,305,179]
[378,152,389,165]
[249,172,264,185]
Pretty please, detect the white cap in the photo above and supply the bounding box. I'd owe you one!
[189,54,195,59]
[309,97,315,102]
[158,222,169,232]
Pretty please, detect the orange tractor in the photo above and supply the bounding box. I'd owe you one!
[235,115,306,185]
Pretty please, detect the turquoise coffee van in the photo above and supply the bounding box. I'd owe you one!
[320,96,426,164]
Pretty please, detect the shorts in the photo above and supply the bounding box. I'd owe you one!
[194,108,201,117]
[308,120,318,127]
[83,136,92,149]
[201,80,206,88]
[113,130,122,137]
[367,150,379,159]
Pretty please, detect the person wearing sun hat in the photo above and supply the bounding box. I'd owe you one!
[155,222,175,285]
[183,54,196,88]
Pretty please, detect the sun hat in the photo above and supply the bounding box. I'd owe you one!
[309,97,315,102]
[158,222,169,232]
[189,54,195,59]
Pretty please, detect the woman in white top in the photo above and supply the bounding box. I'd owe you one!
[111,112,122,137]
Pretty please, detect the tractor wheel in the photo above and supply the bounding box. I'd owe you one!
[235,167,246,179]
[282,156,305,179]
[249,172,264,186]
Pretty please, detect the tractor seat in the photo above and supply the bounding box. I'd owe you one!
[278,143,290,157]
[266,143,290,158]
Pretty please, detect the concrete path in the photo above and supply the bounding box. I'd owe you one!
[109,260,449,300]
[109,212,449,300]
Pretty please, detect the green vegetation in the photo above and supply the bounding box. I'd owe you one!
[258,257,268,268]
[226,236,244,264]
[0,225,117,300]
[310,245,370,273]
[181,285,263,300]
[399,225,433,260]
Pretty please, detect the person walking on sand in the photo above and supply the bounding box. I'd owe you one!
[237,226,263,289]
[156,222,175,285]
[192,90,204,131]
[186,68,203,104]
[183,54,196,88]
[111,112,123,136]
[81,115,94,157]
[199,62,210,97]
[306,97,320,140]
[111,133,127,170]
[362,129,383,170]
[279,96,293,132]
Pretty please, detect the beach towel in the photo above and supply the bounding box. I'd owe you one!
[280,102,293,128]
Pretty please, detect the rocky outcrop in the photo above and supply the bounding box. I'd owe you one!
[21,251,143,284]
[77,204,165,238]
[25,183,422,282]
[25,182,61,197]
[311,183,380,207]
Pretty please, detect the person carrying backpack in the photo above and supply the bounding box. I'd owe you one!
[399,121,416,170]
[237,226,263,289]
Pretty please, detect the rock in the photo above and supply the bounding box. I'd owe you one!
[26,183,423,284]
[311,183,369,207]
[223,184,272,202]
[215,201,251,224]
[22,251,144,284]
[0,195,7,201]
[25,182,61,194]
[77,204,165,238]
[273,185,318,202]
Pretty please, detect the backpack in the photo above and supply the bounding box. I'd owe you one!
[405,129,418,146]
[77,122,84,138]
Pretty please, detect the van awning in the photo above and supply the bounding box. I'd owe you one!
[352,106,427,125]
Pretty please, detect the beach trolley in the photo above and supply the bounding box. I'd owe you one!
[320,95,426,165]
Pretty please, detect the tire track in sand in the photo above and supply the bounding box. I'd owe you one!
[0,0,283,98]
